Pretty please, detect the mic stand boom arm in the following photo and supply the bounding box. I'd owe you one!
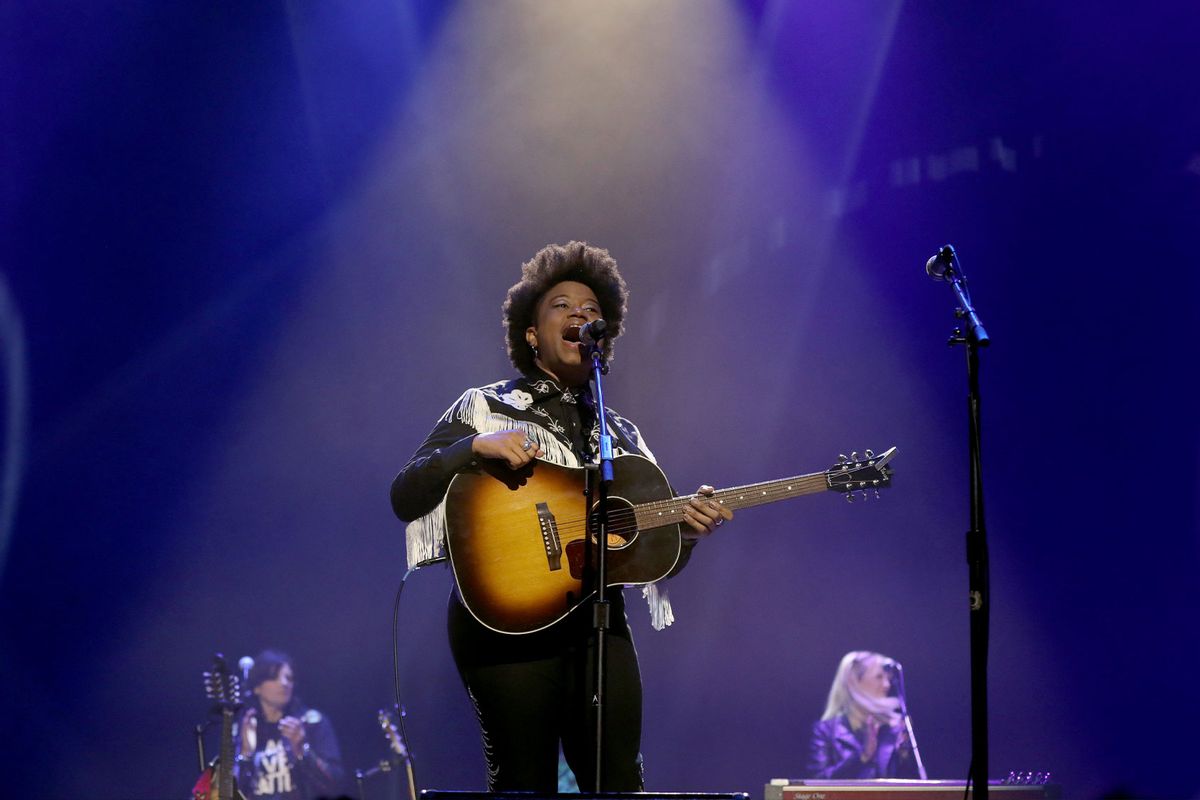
[932,244,989,347]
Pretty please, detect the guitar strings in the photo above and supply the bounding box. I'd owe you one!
[540,465,887,543]
[546,473,835,544]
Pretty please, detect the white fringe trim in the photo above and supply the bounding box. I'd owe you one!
[631,423,657,464]
[642,582,675,630]
[406,508,445,568]
[406,387,583,568]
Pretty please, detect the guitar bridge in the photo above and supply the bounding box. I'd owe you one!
[536,502,563,571]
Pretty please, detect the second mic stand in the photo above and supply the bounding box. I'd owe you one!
[891,665,928,780]
[584,341,615,792]
[934,244,991,800]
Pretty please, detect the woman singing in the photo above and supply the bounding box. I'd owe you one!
[391,241,732,791]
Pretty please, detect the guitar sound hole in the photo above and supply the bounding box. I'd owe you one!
[588,496,637,550]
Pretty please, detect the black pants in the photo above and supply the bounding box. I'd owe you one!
[447,591,644,792]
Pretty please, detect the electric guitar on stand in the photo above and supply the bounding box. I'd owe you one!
[192,654,248,800]
[444,447,898,634]
[379,708,417,800]
[355,707,418,800]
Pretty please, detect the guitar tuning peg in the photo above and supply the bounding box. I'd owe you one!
[864,448,875,459]
[850,451,858,461]
[845,492,854,503]
[838,453,849,463]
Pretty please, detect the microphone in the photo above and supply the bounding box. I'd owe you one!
[926,242,989,345]
[881,658,903,673]
[925,244,956,280]
[238,656,254,682]
[564,319,608,346]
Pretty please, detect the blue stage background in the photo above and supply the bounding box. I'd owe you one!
[2,3,1197,799]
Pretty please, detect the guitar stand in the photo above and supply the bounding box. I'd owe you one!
[194,720,212,772]
[354,754,416,800]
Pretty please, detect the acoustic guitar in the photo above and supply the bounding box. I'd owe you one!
[444,447,896,634]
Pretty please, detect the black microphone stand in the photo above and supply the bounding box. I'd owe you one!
[583,333,615,792]
[931,244,990,800]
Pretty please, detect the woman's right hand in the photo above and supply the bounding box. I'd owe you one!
[860,717,880,762]
[472,431,542,469]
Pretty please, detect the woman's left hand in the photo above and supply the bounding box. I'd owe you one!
[681,485,733,541]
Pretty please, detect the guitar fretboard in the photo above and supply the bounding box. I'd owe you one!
[633,471,828,528]
[218,707,235,800]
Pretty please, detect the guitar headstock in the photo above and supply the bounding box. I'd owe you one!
[378,707,410,759]
[825,446,897,501]
[203,653,242,710]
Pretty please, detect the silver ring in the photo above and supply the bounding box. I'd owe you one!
[715,518,724,527]
[521,438,534,452]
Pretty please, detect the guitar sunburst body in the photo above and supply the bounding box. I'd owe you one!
[445,455,682,634]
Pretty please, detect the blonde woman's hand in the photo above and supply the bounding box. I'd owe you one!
[860,717,880,762]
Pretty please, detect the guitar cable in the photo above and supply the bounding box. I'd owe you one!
[391,566,420,800]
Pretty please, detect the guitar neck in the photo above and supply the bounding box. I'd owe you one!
[218,707,235,800]
[634,471,828,527]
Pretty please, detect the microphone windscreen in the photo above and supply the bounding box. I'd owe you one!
[926,254,949,280]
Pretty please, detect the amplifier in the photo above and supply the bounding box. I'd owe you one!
[764,780,1060,800]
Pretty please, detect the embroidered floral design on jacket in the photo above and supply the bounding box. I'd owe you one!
[498,389,534,410]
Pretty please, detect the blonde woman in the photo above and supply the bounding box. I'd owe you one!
[804,651,918,779]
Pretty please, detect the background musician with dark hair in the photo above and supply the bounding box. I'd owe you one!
[235,649,344,800]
